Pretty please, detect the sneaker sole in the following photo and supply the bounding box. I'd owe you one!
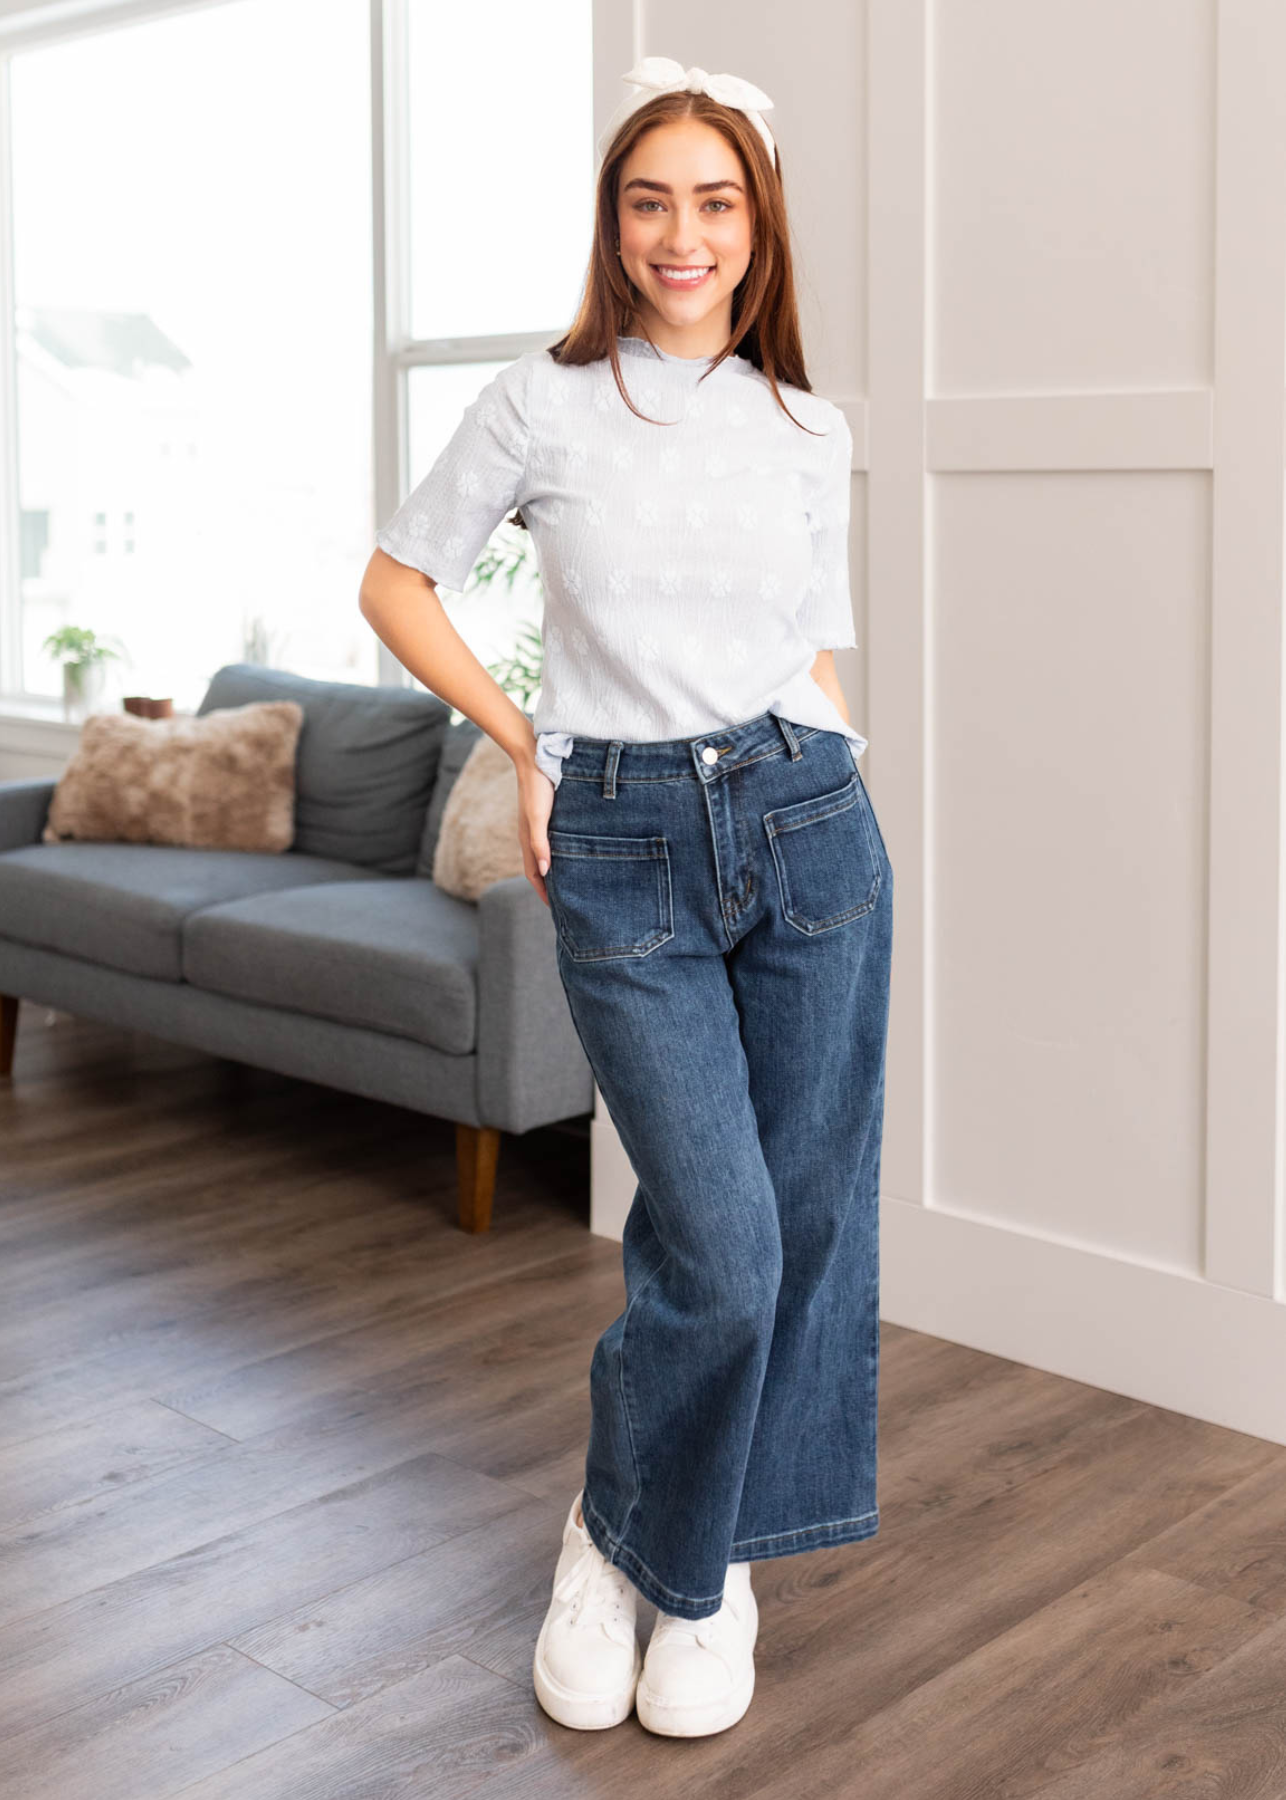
[532,1623,642,1730]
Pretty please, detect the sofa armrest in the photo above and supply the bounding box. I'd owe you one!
[0,778,57,852]
[476,874,594,1134]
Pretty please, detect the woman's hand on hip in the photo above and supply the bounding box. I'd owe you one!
[516,758,556,906]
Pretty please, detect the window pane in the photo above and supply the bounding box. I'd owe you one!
[406,0,594,341]
[10,0,375,709]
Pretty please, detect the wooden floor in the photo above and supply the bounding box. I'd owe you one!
[2,1000,1285,1799]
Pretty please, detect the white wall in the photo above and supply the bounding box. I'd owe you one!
[586,0,1286,1447]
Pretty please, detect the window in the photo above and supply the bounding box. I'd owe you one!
[5,0,373,707]
[0,0,590,716]
[404,6,591,346]
[0,0,594,716]
[389,2,593,680]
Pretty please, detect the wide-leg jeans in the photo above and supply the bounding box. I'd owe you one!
[543,709,894,1622]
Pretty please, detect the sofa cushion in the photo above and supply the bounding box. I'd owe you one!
[181,878,480,1054]
[197,664,450,875]
[430,731,527,901]
[0,843,384,982]
[41,701,304,852]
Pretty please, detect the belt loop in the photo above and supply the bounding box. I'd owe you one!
[776,715,803,760]
[602,740,623,799]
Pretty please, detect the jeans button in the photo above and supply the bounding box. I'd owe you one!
[700,746,719,764]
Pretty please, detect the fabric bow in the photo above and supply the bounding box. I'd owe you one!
[596,55,777,164]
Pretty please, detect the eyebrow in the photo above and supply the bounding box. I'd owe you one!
[621,178,745,196]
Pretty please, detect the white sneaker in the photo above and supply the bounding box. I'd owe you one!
[635,1559,758,1737]
[532,1490,643,1729]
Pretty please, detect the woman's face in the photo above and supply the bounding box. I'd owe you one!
[615,119,754,347]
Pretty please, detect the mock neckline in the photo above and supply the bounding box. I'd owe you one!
[616,333,751,375]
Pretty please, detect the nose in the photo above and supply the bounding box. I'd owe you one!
[658,236,708,260]
[658,208,709,253]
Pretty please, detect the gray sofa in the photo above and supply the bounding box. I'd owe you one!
[0,662,593,1231]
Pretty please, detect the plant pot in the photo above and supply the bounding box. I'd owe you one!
[63,661,107,723]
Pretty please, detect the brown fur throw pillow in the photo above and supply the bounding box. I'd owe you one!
[42,701,304,853]
[432,730,528,900]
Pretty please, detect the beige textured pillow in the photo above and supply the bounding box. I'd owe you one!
[42,701,304,853]
[432,730,528,900]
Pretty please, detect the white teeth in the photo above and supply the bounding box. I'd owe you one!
[656,266,712,282]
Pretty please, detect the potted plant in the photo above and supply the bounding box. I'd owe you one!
[41,626,127,723]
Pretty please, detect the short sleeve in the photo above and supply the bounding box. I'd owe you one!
[796,406,858,652]
[375,353,534,591]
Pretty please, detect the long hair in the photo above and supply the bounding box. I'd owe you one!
[511,89,824,533]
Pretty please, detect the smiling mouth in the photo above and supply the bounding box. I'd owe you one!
[651,264,716,289]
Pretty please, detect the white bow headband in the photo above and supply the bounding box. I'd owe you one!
[595,56,777,167]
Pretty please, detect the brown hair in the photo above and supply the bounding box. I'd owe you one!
[510,90,824,533]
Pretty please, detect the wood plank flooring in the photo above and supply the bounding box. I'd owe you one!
[3,999,1285,1799]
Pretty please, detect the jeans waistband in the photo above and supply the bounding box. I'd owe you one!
[553,709,825,789]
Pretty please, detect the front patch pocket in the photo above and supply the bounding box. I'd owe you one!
[764,772,882,935]
[546,829,674,961]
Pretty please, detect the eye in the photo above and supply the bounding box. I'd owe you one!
[630,198,735,213]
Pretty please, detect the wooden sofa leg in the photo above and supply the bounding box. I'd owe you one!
[456,1123,501,1233]
[0,994,17,1078]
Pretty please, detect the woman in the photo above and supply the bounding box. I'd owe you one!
[361,57,893,1741]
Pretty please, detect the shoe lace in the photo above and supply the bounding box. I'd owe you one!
[554,1542,635,1649]
[651,1597,742,1677]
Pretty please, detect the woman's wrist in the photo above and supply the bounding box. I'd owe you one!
[500,717,539,770]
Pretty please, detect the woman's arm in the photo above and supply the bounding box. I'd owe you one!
[360,549,537,764]
[809,649,851,727]
[359,549,556,901]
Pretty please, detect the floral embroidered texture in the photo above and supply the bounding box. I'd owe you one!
[374,334,868,770]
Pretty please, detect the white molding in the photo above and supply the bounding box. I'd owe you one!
[0,710,74,740]
[1205,0,1286,1299]
[927,388,1214,471]
[869,0,928,1217]
[835,398,868,469]
[0,708,75,777]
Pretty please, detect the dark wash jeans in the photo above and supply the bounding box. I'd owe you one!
[544,709,894,1622]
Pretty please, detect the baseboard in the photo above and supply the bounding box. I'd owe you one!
[882,1194,1286,1445]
